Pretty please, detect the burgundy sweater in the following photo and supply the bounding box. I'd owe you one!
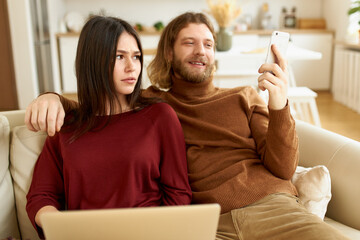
[26,103,191,237]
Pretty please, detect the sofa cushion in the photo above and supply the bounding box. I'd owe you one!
[292,165,331,220]
[0,115,20,239]
[10,125,47,240]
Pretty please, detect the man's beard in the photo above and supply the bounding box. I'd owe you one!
[172,55,214,83]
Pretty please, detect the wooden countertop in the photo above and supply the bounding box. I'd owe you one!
[234,29,334,35]
[335,41,360,50]
[56,29,335,38]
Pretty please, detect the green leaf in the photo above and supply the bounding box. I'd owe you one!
[348,6,360,15]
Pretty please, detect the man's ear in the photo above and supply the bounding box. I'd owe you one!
[166,49,173,62]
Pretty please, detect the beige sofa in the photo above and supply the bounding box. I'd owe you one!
[1,110,360,240]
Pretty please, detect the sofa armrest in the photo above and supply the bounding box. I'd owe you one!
[295,120,360,231]
[0,115,21,239]
[0,110,26,131]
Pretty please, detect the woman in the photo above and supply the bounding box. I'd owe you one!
[26,15,191,238]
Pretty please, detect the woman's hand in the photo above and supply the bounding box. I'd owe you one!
[34,205,59,227]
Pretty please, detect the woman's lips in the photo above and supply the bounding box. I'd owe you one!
[121,78,136,84]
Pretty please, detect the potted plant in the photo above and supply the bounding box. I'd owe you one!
[207,0,242,51]
[348,0,360,42]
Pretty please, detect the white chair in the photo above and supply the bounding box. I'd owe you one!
[287,66,321,127]
[258,66,321,127]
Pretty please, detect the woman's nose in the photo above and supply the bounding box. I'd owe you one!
[125,59,136,72]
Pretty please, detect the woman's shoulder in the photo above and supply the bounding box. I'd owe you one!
[141,102,178,123]
[145,102,176,116]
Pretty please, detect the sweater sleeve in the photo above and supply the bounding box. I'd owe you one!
[40,92,78,114]
[246,88,299,180]
[58,94,78,114]
[26,134,65,238]
[154,103,192,205]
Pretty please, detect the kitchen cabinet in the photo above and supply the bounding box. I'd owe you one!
[289,33,333,89]
[56,30,333,93]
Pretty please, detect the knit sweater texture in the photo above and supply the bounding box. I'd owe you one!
[143,76,299,213]
[59,77,299,214]
[26,103,191,237]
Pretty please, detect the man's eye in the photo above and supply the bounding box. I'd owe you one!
[185,42,194,45]
[206,43,213,48]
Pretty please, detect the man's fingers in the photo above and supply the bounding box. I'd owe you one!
[259,63,283,76]
[272,45,288,71]
[47,105,59,137]
[258,72,282,89]
[259,79,275,93]
[30,103,41,131]
[56,109,65,133]
[37,101,49,132]
[258,63,288,86]
[25,103,37,132]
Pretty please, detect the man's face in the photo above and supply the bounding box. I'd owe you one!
[171,23,215,83]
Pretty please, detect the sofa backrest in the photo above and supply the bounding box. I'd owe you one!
[296,120,360,231]
[0,110,46,240]
[10,125,47,240]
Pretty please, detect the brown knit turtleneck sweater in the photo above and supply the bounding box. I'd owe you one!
[143,76,299,213]
[61,76,299,214]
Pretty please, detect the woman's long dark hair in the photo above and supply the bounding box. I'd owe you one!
[69,15,157,141]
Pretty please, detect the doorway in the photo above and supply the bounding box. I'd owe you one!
[0,0,18,110]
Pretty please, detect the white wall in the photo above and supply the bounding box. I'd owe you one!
[7,0,39,109]
[62,0,323,30]
[323,0,352,41]
[48,0,66,93]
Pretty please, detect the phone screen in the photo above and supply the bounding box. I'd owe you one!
[265,31,290,64]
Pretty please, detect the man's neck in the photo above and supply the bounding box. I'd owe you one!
[170,75,216,100]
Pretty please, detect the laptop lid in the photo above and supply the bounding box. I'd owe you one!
[41,204,221,240]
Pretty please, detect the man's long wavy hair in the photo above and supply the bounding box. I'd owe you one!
[68,15,156,141]
[147,12,216,90]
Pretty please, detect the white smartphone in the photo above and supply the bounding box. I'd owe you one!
[265,31,290,64]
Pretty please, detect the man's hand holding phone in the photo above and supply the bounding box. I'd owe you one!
[258,31,290,110]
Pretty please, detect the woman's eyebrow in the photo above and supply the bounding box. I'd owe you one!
[116,49,141,54]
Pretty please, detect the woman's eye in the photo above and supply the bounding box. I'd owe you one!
[185,42,194,45]
[116,55,124,60]
[134,55,141,60]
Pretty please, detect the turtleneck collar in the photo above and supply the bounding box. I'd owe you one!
[169,74,217,100]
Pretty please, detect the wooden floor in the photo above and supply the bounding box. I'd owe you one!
[316,91,360,142]
[63,91,360,142]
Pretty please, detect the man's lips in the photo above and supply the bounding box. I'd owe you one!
[188,61,206,67]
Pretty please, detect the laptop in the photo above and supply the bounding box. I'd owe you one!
[41,204,221,240]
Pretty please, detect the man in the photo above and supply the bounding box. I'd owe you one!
[26,12,348,240]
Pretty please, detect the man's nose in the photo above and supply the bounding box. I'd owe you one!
[194,43,205,56]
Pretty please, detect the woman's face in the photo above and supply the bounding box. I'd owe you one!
[113,32,141,101]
